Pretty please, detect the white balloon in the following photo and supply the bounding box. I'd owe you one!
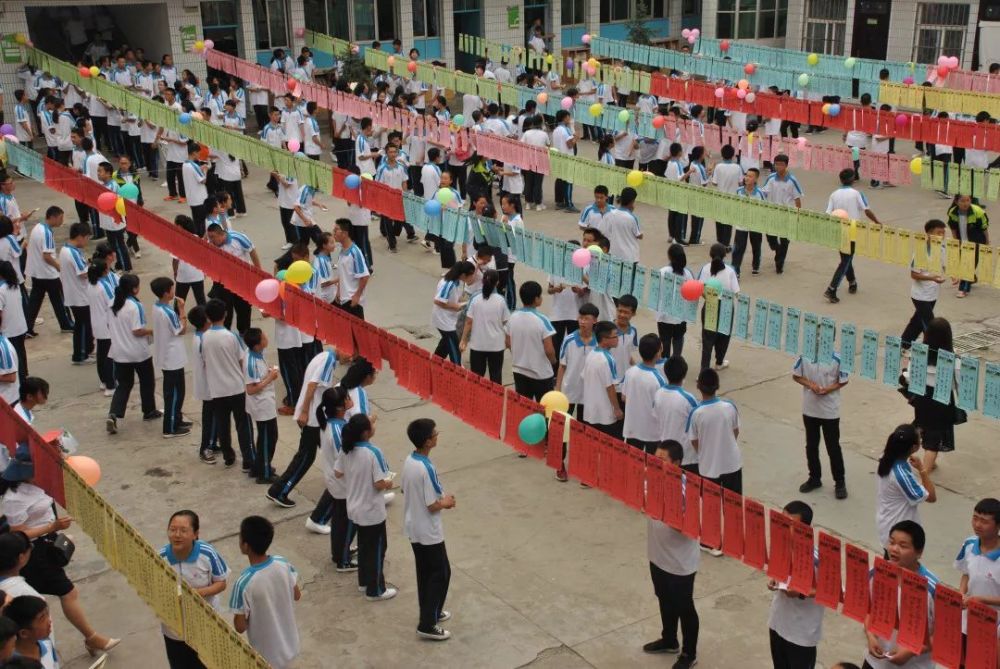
[58,430,79,456]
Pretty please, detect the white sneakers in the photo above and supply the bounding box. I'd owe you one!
[713,360,730,370]
[366,587,398,602]
[304,518,331,535]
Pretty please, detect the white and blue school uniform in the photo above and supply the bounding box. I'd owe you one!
[312,253,336,303]
[558,331,596,405]
[862,565,938,669]
[229,556,300,669]
[762,172,804,207]
[0,334,18,406]
[218,231,255,263]
[355,134,377,175]
[686,397,741,479]
[11,639,58,669]
[0,234,24,283]
[654,383,699,465]
[158,539,229,639]
[402,452,446,545]
[955,537,1000,632]
[622,363,667,442]
[579,202,615,230]
[875,459,929,549]
[259,122,285,148]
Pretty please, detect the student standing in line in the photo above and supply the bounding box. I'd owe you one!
[654,356,700,472]
[205,223,260,335]
[0,314,17,407]
[403,418,456,641]
[431,261,475,365]
[709,144,744,248]
[767,500,825,669]
[268,346,339,510]
[824,168,881,303]
[598,187,642,264]
[59,222,93,365]
[315,387,358,571]
[96,162,131,271]
[761,154,803,273]
[506,281,557,401]
[86,257,117,396]
[683,147,709,245]
[106,274,160,434]
[335,414,397,601]
[171,215,206,305]
[187,306,220,464]
[113,154,144,260]
[665,143,689,244]
[289,181,326,246]
[182,142,210,237]
[622,334,667,453]
[333,218,370,320]
[955,498,1000,640]
[244,328,280,484]
[311,232,337,305]
[547,252,583,359]
[688,368,741,497]
[945,193,990,298]
[792,344,849,500]
[0,259,25,386]
[643,440,699,669]
[201,298,255,471]
[552,110,578,212]
[159,510,228,669]
[610,295,638,391]
[230,516,301,669]
[25,206,74,335]
[874,425,936,552]
[150,277,191,439]
[862,520,938,668]
[581,321,623,439]
[731,168,765,277]
[460,269,509,383]
[268,271,304,419]
[697,243,740,371]
[656,244,693,358]
[902,220,946,348]
[556,302,599,426]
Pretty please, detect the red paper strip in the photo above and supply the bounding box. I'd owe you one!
[477,378,505,440]
[645,455,665,522]
[869,558,899,639]
[623,447,645,511]
[966,600,1000,669]
[662,463,683,529]
[545,412,566,471]
[681,473,701,540]
[789,521,815,596]
[597,435,619,498]
[742,498,767,571]
[721,489,744,559]
[567,421,599,487]
[408,345,432,399]
[842,543,871,623]
[897,568,929,655]
[931,584,964,669]
[815,532,842,610]
[700,480,722,550]
[767,510,792,583]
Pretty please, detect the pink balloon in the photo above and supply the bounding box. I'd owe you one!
[585,64,596,76]
[797,137,807,148]
[255,278,281,303]
[581,33,591,44]
[66,456,101,486]
[895,113,908,127]
[287,139,301,153]
[691,28,700,37]
[831,208,849,219]
[714,87,725,99]
[561,96,574,110]
[571,248,592,269]
[682,29,691,38]
[936,65,949,77]
[736,88,747,99]
[295,27,306,38]
[938,55,949,67]
[203,39,214,50]
[947,56,959,70]
[687,36,696,45]
[903,76,914,85]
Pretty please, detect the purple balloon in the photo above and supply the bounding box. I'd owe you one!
[0,124,13,136]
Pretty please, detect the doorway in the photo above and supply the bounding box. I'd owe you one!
[453,0,483,72]
[524,0,550,49]
[851,0,892,60]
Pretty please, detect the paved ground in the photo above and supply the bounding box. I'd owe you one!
[13,129,999,668]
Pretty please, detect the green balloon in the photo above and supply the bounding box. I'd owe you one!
[705,277,723,291]
[797,73,810,87]
[436,188,455,205]
[453,113,465,126]
[518,413,547,445]
[119,183,140,201]
[617,109,630,123]
[276,269,287,281]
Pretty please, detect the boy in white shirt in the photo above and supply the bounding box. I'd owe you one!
[506,281,557,401]
[150,277,191,438]
[710,144,744,247]
[231,516,301,669]
[582,321,624,438]
[955,498,1000,633]
[556,303,599,424]
[59,223,93,364]
[244,328,281,483]
[902,219,947,348]
[653,356,700,469]
[622,334,667,453]
[202,299,254,469]
[687,367,741,494]
[25,206,75,333]
[187,306,219,463]
[824,169,881,303]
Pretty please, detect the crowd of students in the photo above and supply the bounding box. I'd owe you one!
[0,34,995,669]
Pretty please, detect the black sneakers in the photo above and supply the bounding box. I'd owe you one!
[835,485,849,500]
[416,625,450,641]
[798,479,822,493]
[642,639,680,654]
[824,288,840,303]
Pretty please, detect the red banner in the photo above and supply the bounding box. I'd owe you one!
[682,473,701,540]
[545,412,566,471]
[700,480,722,550]
[966,600,1000,669]
[767,510,792,583]
[789,521,815,596]
[897,568,929,655]
[721,489,744,559]
[662,463,683,529]
[931,584,964,669]
[869,558,899,639]
[842,543,871,623]
[815,532,842,610]
[742,498,767,571]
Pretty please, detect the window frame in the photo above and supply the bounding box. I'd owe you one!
[912,2,970,65]
[800,0,847,55]
[252,0,291,51]
[599,0,666,24]
[561,0,587,26]
[717,0,787,40]
[412,0,442,38]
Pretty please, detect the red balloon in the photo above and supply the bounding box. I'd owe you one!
[680,279,704,302]
[744,63,756,75]
[407,61,417,73]
[720,40,730,52]
[651,114,666,129]
[198,144,210,161]
[96,192,118,213]
[287,78,297,91]
[936,65,949,78]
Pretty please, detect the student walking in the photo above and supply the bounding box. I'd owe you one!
[697,244,740,371]
[460,269,509,383]
[25,206,74,334]
[333,218,370,320]
[874,425,937,551]
[206,223,260,335]
[403,418,456,641]
[824,169,882,303]
[761,154,802,273]
[901,220,947,347]
[59,222,93,364]
[732,169,765,277]
[106,274,160,433]
[335,414,397,601]
[187,306,220,464]
[182,142,210,236]
[150,277,191,438]
[507,281,557,401]
[315,387,358,571]
[432,262,475,365]
[171,215,207,305]
[244,328,280,483]
[86,258,117,395]
[643,440,699,669]
[792,347,849,500]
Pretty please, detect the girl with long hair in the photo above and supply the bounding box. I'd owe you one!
[431,261,476,364]
[460,269,510,383]
[315,387,358,571]
[874,424,936,550]
[903,317,959,473]
[697,243,740,371]
[656,243,694,358]
[106,274,158,433]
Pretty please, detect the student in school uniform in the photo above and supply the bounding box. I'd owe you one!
[354,118,381,175]
[0,260,26,384]
[507,281,557,401]
[314,387,359,570]
[201,299,255,470]
[610,295,638,390]
[556,303,598,429]
[431,262,475,365]
[732,168,765,277]
[59,223,93,365]
[654,356,700,472]
[547,259,584,359]
[230,516,301,669]
[184,305,219,463]
[182,142,210,237]
[330,218,370,321]
[85,255,117,395]
[106,274,160,434]
[598,188,642,263]
[289,182,326,246]
[656,244,693,358]
[25,206,74,335]
[0,318,17,408]
[211,150,246,218]
[643,440,700,669]
[874,425,936,552]
[150,277,191,439]
[403,418,456,641]
[581,321,624,439]
[335,414,397,601]
[268,347,340,509]
[761,154,802,274]
[93,162,132,272]
[665,143,689,244]
[710,144,744,248]
[243,328,280,484]
[767,501,825,669]
[460,269,509,383]
[688,367,741,500]
[205,224,261,335]
[824,169,882,303]
[376,144,415,252]
[622,334,668,453]
[793,345,849,500]
[862,520,938,668]
[171,215,206,305]
[955,498,1000,639]
[698,244,740,371]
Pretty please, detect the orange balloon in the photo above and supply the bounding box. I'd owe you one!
[198,144,210,161]
[66,455,101,486]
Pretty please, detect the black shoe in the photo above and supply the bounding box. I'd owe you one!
[673,655,697,669]
[824,288,839,304]
[241,462,251,473]
[106,415,118,434]
[835,485,848,500]
[335,561,359,572]
[177,421,193,430]
[799,479,822,493]
[643,639,680,654]
[265,492,296,508]
[199,450,217,464]
[162,427,192,438]
[776,262,784,274]
[848,282,858,294]
[24,331,37,339]
[256,474,278,484]
[143,410,163,420]
[223,458,236,468]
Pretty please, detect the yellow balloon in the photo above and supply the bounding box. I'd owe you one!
[626,170,644,188]
[14,34,26,45]
[194,40,205,52]
[909,157,923,175]
[588,103,603,117]
[539,390,569,418]
[807,53,819,66]
[545,54,554,64]
[114,197,126,217]
[587,244,602,255]
[285,260,314,285]
[89,66,100,77]
[588,57,599,69]
[821,103,831,115]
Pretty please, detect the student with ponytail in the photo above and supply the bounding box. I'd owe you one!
[431,261,476,365]
[334,414,396,601]
[0,260,27,383]
[106,274,160,434]
[87,258,116,395]
[656,243,693,358]
[460,269,510,383]
[315,387,358,571]
[875,424,936,551]
[697,243,740,372]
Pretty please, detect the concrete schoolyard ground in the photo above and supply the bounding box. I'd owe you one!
[14,131,998,668]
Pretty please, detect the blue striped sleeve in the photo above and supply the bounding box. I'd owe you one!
[893,462,927,501]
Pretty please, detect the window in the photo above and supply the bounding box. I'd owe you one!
[801,0,847,54]
[913,2,970,65]
[562,0,586,25]
[599,0,664,22]
[682,0,701,14]
[303,0,351,39]
[717,0,786,39]
[413,0,441,37]
[252,0,289,50]
[349,0,397,42]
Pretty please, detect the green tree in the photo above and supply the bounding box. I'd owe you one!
[338,49,371,89]
[626,0,654,46]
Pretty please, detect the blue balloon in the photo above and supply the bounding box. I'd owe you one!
[828,103,841,117]
[344,174,361,190]
[179,113,192,125]
[518,413,547,445]
[424,199,442,216]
